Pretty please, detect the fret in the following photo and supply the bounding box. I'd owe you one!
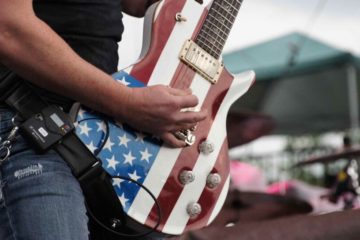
[195,0,243,59]
[213,0,238,22]
[209,9,235,27]
[210,3,236,25]
[229,0,243,11]
[202,24,227,44]
[215,0,239,18]
[207,18,230,37]
[204,17,230,37]
[197,30,225,57]
[212,0,237,19]
[207,31,226,46]
[207,11,235,38]
[199,24,226,53]
[197,38,222,58]
[196,37,212,52]
[197,29,223,57]
[198,19,229,46]
[197,35,223,54]
[196,38,218,58]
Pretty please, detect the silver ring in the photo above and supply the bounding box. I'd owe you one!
[0,146,10,163]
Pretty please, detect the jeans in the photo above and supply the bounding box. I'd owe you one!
[0,106,89,240]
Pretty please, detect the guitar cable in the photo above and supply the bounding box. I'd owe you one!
[76,117,163,238]
[85,175,162,238]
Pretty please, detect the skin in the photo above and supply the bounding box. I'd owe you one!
[0,0,207,147]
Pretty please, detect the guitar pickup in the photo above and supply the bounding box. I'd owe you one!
[179,39,224,84]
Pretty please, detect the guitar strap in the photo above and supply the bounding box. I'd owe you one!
[0,70,129,237]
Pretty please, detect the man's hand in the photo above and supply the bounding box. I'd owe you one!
[118,85,207,147]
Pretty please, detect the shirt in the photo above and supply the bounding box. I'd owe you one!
[32,0,125,109]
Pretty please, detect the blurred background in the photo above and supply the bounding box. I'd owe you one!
[118,0,360,217]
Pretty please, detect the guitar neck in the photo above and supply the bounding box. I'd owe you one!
[195,0,244,59]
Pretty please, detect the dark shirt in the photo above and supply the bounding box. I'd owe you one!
[33,0,124,73]
[27,0,124,109]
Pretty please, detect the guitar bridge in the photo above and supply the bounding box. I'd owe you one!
[179,39,224,84]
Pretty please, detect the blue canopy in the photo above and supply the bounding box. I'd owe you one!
[223,32,360,135]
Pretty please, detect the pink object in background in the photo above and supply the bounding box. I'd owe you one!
[267,180,345,214]
[230,161,267,192]
[267,181,293,195]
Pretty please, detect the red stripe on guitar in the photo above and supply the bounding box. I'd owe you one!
[146,69,235,231]
[130,0,187,84]
[167,7,209,89]
[185,139,229,231]
[142,6,211,230]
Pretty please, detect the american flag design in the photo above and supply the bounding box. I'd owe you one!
[75,71,162,213]
[75,0,255,235]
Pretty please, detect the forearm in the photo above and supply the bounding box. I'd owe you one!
[0,2,130,118]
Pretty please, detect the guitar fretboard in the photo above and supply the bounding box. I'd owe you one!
[195,0,243,59]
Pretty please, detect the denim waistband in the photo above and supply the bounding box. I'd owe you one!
[0,104,16,139]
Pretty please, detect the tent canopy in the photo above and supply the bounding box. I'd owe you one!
[223,32,360,135]
[224,32,358,80]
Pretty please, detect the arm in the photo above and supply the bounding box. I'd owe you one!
[0,0,207,147]
[121,0,160,17]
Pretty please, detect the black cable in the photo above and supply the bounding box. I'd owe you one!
[86,175,162,238]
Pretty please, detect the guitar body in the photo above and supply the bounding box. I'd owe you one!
[75,0,255,235]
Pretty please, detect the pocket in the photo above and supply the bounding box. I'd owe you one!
[0,110,16,138]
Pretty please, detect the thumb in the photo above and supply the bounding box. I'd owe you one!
[160,132,187,148]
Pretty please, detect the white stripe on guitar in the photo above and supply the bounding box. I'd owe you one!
[127,147,182,221]
[154,0,165,20]
[207,175,230,225]
[163,71,255,234]
[128,0,207,224]
[191,73,212,107]
[146,0,204,87]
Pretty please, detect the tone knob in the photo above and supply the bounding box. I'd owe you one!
[199,140,214,155]
[187,202,202,218]
[179,170,195,185]
[206,173,221,189]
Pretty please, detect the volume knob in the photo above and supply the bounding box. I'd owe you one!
[206,173,221,189]
[187,202,202,218]
[199,140,214,155]
[179,170,195,185]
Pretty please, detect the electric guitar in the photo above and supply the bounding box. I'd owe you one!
[74,0,255,235]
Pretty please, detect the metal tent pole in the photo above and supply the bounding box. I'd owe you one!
[347,64,359,142]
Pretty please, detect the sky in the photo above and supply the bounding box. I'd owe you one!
[225,0,360,54]
[118,0,360,69]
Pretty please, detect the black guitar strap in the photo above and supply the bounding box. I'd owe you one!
[0,70,128,237]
